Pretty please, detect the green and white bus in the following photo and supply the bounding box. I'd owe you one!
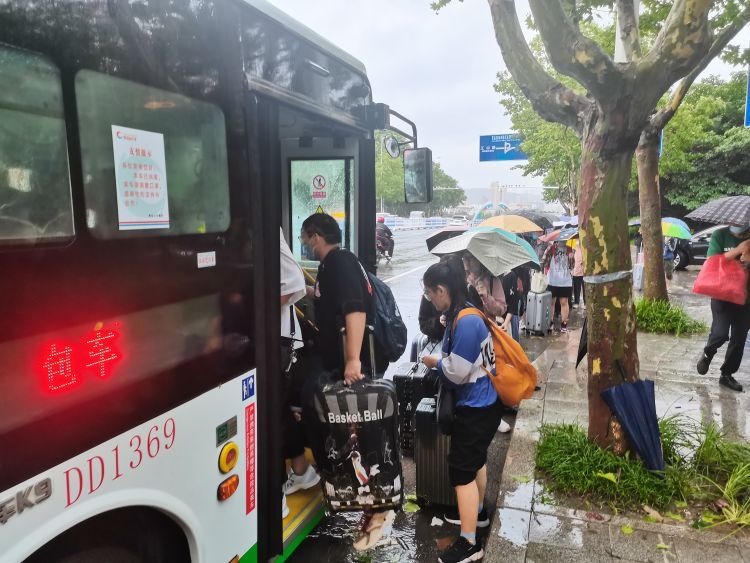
[0,1,431,560]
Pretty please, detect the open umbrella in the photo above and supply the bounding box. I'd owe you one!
[686,195,750,227]
[425,226,468,251]
[661,221,691,240]
[470,226,541,269]
[601,370,664,472]
[479,214,543,233]
[431,228,540,277]
[508,210,554,231]
[662,217,690,232]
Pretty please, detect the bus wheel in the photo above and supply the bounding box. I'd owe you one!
[25,507,190,563]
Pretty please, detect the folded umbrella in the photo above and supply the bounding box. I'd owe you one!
[431,227,540,277]
[576,317,587,368]
[601,375,665,472]
[425,226,468,251]
[686,195,750,227]
[479,214,543,233]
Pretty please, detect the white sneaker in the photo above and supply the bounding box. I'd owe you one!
[283,464,320,495]
[498,419,512,433]
[282,493,290,519]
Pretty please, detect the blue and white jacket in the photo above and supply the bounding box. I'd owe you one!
[437,306,498,408]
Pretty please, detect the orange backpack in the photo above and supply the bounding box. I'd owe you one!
[454,307,537,407]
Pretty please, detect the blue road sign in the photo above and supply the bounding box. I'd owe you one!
[745,70,749,128]
[479,134,528,162]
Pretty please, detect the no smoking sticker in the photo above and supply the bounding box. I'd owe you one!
[311,175,327,199]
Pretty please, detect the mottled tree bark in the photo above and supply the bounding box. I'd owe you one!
[636,133,668,301]
[481,0,748,451]
[578,112,640,448]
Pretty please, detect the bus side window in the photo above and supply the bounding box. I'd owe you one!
[0,47,74,245]
[74,70,231,238]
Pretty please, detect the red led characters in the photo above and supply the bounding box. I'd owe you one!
[40,324,122,394]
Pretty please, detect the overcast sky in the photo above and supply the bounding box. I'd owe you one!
[266,0,748,193]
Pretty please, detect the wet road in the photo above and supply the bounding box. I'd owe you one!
[375,230,439,376]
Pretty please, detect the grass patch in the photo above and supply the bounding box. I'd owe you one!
[635,299,706,336]
[535,419,750,533]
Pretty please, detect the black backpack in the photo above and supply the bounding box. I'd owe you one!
[358,263,408,362]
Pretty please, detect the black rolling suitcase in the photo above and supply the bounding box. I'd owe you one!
[414,398,456,507]
[312,330,403,512]
[393,359,436,456]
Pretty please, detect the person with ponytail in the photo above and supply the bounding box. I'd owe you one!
[420,261,503,563]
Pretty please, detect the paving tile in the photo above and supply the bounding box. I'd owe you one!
[525,541,613,563]
[609,525,677,563]
[672,537,743,563]
[529,513,612,555]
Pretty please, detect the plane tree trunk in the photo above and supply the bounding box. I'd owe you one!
[481,0,748,450]
[636,131,668,302]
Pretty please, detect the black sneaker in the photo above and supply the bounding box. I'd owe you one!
[438,536,484,563]
[697,353,712,375]
[444,507,490,528]
[719,373,743,392]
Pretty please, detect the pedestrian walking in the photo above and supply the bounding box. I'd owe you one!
[696,224,750,392]
[663,237,677,290]
[543,240,574,333]
[420,261,503,563]
[571,240,584,308]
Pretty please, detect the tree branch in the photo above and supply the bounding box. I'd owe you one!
[644,6,750,139]
[487,0,589,135]
[636,0,714,109]
[616,0,642,61]
[527,0,625,101]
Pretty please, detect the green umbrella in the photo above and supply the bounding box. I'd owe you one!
[662,221,691,240]
[431,227,539,277]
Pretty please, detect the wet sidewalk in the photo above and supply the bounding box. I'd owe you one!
[486,297,750,561]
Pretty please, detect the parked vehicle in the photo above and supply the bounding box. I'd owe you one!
[448,215,469,226]
[674,225,725,270]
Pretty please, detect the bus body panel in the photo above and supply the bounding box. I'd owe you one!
[0,370,258,562]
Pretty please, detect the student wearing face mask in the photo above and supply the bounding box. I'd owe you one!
[696,224,750,392]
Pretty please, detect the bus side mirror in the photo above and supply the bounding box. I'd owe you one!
[403,147,433,204]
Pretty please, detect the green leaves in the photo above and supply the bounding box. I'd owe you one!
[596,472,619,485]
[620,524,634,535]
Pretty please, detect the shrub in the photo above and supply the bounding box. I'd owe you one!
[635,299,706,336]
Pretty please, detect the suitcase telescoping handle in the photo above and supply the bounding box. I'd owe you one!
[340,325,377,381]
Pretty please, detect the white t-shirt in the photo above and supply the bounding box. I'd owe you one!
[280,228,305,348]
[547,246,573,287]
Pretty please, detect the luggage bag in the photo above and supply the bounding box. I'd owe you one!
[393,361,435,456]
[525,291,552,335]
[313,329,403,512]
[414,397,456,507]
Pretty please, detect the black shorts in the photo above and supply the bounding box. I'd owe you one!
[448,400,503,487]
[549,285,573,299]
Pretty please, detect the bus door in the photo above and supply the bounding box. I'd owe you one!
[275,104,363,554]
